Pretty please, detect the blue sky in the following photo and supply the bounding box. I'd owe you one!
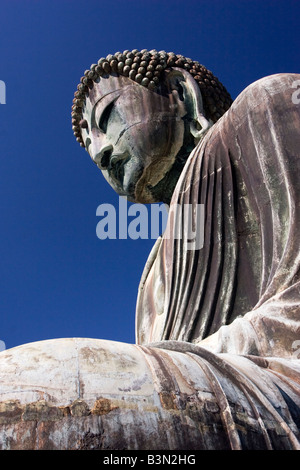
[0,0,299,350]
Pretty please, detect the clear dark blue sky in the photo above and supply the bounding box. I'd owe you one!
[0,0,299,350]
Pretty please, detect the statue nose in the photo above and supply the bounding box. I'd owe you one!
[93,144,113,169]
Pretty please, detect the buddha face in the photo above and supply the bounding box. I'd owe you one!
[80,75,187,203]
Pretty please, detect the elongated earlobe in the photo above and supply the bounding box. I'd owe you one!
[166,67,213,141]
[189,114,213,140]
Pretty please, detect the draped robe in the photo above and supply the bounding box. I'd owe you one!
[136,73,300,449]
[1,73,300,450]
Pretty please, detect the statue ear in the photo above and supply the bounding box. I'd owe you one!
[166,67,213,140]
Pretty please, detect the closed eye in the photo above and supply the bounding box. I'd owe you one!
[98,101,115,133]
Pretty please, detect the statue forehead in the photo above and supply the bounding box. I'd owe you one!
[83,73,171,120]
[84,74,142,115]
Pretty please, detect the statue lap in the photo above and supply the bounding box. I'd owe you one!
[0,337,299,450]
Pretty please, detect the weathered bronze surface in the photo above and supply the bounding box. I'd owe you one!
[0,49,300,450]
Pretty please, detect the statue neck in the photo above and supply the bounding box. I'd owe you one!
[149,124,196,205]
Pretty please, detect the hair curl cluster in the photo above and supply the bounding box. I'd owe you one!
[72,49,233,148]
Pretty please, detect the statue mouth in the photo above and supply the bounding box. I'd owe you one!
[108,153,130,187]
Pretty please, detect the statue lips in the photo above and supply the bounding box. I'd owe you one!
[107,152,129,187]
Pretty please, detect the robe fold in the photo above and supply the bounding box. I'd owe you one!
[136,73,300,448]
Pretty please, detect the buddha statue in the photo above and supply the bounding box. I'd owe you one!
[0,49,300,450]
